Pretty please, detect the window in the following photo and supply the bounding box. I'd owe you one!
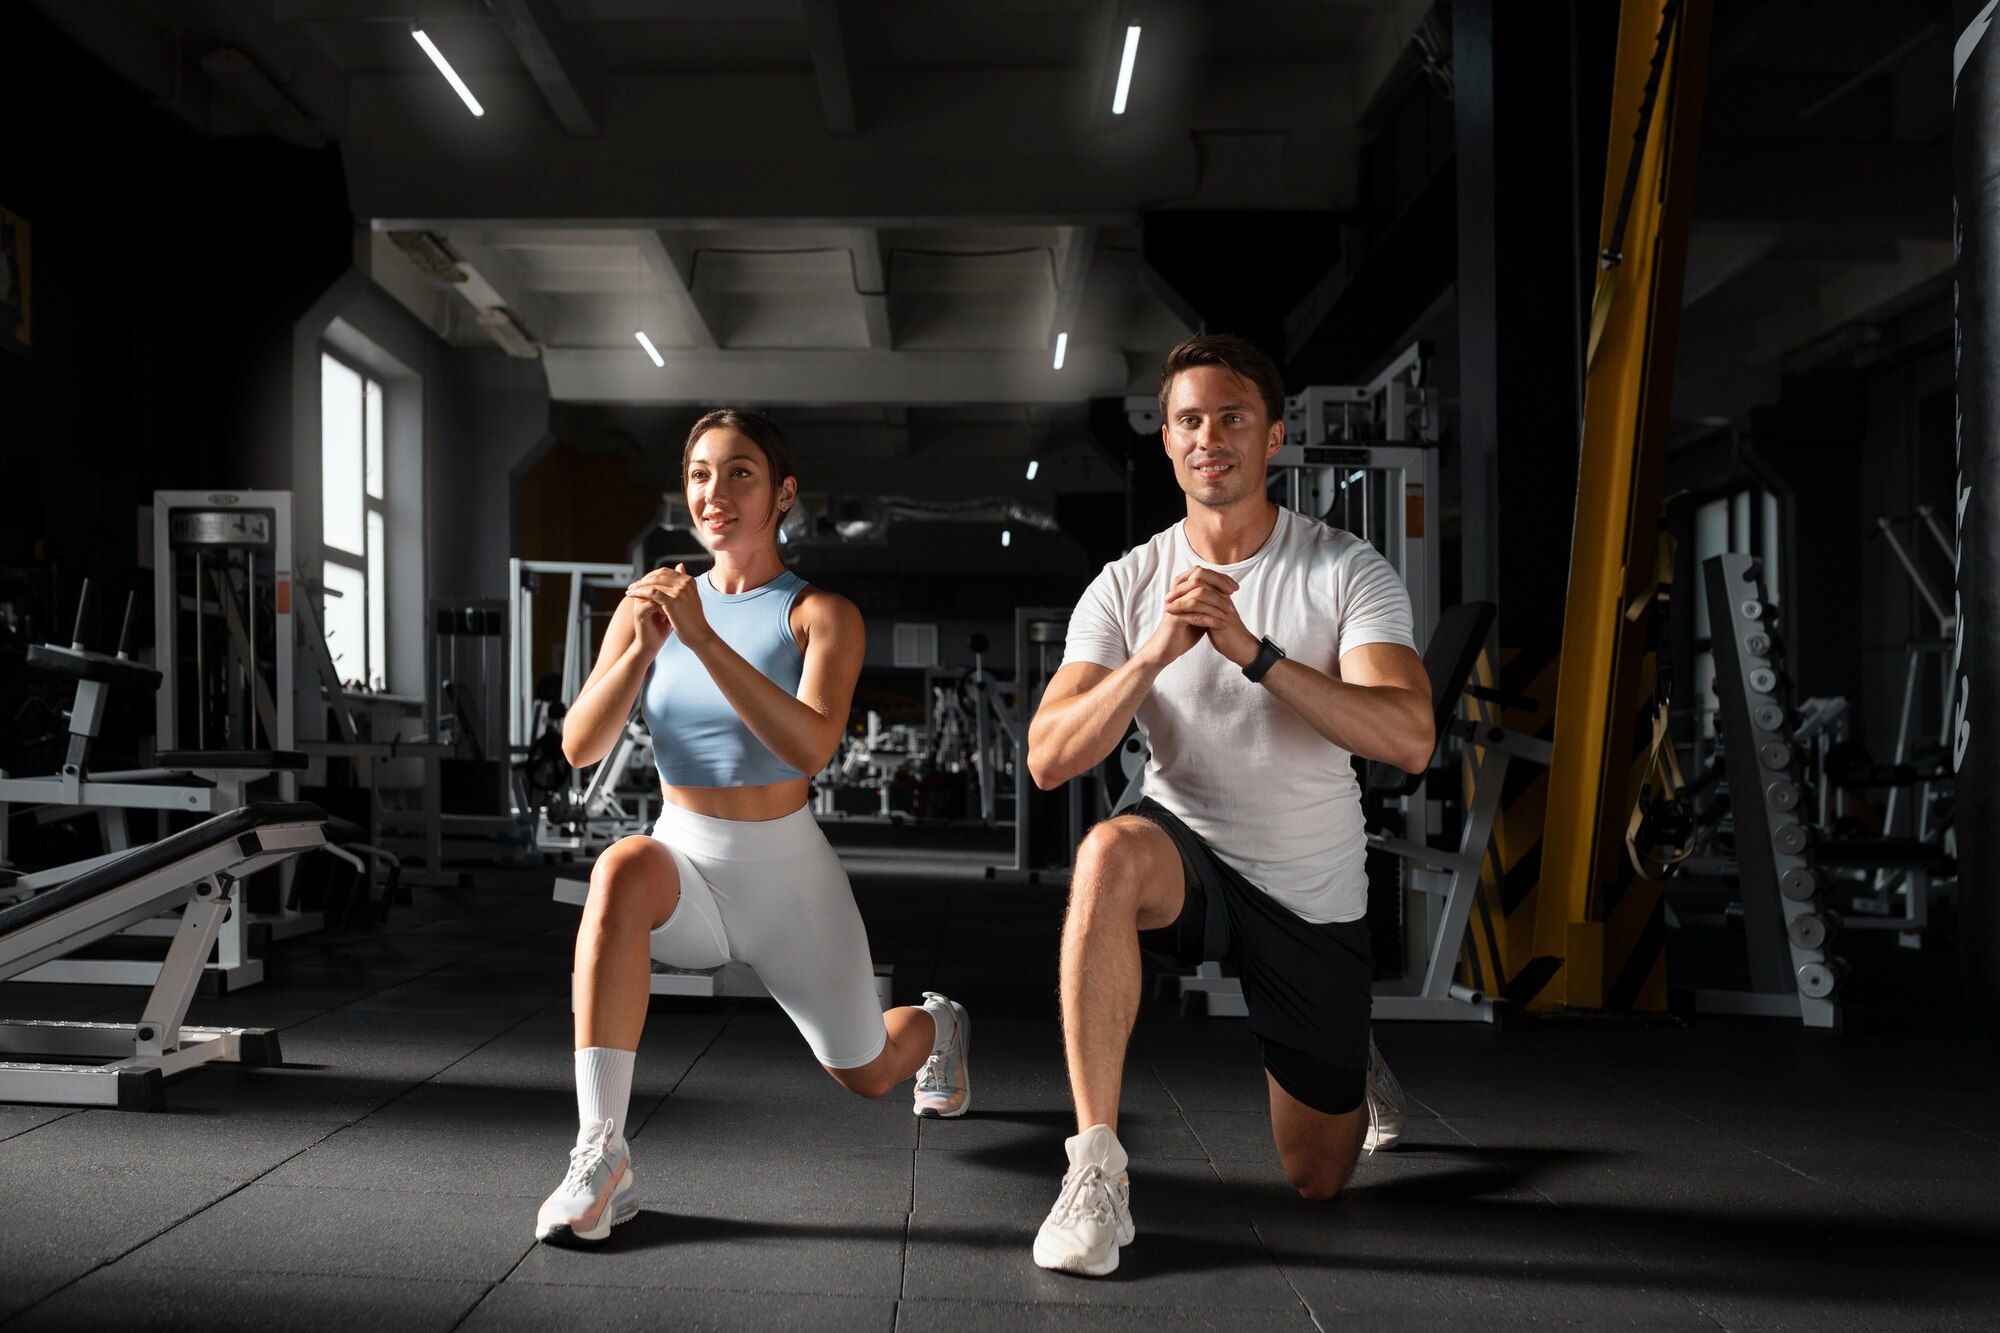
[1690,486,1780,741]
[320,351,388,689]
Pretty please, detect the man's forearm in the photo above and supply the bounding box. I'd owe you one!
[1027,655,1164,790]
[1257,659,1434,773]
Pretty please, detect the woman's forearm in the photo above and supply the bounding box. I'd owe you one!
[561,646,651,768]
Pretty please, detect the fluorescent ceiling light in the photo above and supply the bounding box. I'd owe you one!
[1026,459,1040,481]
[1052,331,1069,371]
[635,331,666,367]
[412,29,484,117]
[1001,529,1013,548]
[1112,26,1141,114]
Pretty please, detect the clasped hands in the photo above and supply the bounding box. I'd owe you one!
[624,564,714,653]
[1148,565,1260,669]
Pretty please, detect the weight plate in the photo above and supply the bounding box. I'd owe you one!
[1754,704,1786,732]
[1780,866,1818,901]
[1774,822,1810,855]
[1748,667,1778,694]
[1759,741,1794,770]
[1788,914,1829,950]
[1766,780,1800,812]
[1797,962,1836,998]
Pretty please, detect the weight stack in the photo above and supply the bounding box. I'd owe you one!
[1955,0,2000,1037]
[1703,554,1845,1030]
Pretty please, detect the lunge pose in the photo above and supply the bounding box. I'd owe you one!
[536,408,971,1245]
[1025,335,1432,1276]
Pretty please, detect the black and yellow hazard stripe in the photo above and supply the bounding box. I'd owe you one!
[1463,650,1564,1007]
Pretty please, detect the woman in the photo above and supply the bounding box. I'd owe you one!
[535,408,971,1246]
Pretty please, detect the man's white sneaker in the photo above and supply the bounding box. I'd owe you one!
[1363,1030,1405,1153]
[913,992,971,1118]
[1033,1123,1135,1277]
[535,1118,639,1244]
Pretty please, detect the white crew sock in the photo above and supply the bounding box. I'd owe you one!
[575,1046,636,1142]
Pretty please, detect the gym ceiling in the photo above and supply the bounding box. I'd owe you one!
[26,0,1952,442]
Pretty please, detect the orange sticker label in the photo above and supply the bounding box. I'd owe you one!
[1406,487,1425,539]
[276,579,292,615]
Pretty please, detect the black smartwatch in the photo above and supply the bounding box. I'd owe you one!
[1243,635,1287,683]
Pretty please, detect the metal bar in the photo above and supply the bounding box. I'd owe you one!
[1537,0,1711,1010]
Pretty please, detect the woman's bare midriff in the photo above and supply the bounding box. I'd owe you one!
[662,776,812,822]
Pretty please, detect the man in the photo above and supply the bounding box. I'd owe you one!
[1025,333,1434,1277]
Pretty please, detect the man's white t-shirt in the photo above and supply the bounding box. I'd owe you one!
[1063,507,1416,924]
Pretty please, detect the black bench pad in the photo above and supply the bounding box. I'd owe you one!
[27,644,163,691]
[0,802,326,939]
[155,750,309,772]
[1818,837,1956,874]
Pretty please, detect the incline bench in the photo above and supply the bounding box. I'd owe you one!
[0,802,326,1110]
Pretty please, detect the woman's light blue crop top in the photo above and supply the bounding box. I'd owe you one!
[641,569,809,787]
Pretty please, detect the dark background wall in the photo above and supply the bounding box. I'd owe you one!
[0,4,351,773]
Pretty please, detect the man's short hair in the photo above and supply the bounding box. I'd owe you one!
[1157,333,1287,426]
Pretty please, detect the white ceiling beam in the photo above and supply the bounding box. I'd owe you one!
[442,231,552,337]
[543,347,1129,406]
[800,0,856,136]
[847,228,893,350]
[1048,225,1097,357]
[485,0,602,138]
[632,230,720,349]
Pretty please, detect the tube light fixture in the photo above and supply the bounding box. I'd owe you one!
[1001,529,1013,548]
[1112,26,1141,114]
[635,331,666,367]
[1026,459,1040,481]
[412,29,484,117]
[1052,331,1069,371]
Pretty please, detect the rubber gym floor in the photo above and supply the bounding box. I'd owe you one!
[0,824,1994,1332]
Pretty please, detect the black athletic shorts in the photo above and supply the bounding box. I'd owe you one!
[1128,797,1373,1116]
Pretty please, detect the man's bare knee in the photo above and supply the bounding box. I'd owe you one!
[1284,1155,1353,1201]
[1069,818,1172,921]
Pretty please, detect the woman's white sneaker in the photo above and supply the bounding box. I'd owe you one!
[535,1118,639,1244]
[913,992,971,1118]
[1032,1124,1135,1277]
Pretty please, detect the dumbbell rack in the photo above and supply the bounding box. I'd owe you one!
[1698,554,1844,1031]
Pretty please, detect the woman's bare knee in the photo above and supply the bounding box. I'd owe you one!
[825,1060,897,1099]
[586,837,679,929]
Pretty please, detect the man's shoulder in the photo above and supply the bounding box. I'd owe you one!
[1096,523,1182,582]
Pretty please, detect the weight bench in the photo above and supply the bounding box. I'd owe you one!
[0,802,325,1110]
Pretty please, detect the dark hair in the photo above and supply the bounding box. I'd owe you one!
[681,408,798,491]
[1156,333,1287,426]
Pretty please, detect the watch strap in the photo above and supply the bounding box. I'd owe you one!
[1243,635,1286,683]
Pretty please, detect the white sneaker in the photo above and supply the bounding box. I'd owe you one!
[535,1118,639,1244]
[913,992,971,1118]
[1032,1124,1135,1277]
[1363,1030,1405,1153]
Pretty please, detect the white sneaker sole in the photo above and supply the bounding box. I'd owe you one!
[1364,1124,1403,1152]
[536,1174,639,1245]
[1033,1231,1120,1277]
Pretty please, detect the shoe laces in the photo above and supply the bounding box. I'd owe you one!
[562,1119,618,1193]
[915,1050,949,1092]
[1048,1161,1117,1227]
